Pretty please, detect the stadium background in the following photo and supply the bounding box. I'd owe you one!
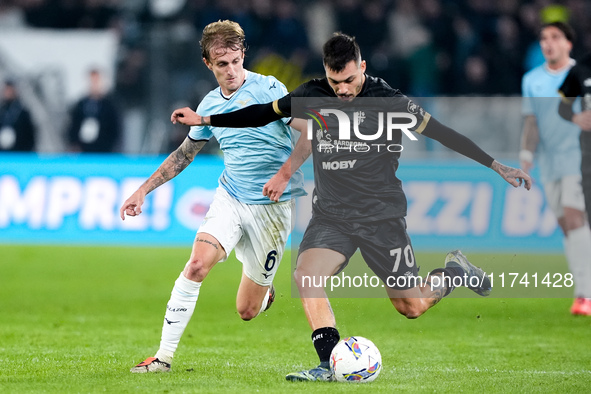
[2,1,591,392]
[1,0,586,251]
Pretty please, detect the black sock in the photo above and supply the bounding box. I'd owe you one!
[429,267,464,296]
[312,327,340,369]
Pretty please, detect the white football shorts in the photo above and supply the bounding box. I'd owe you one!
[544,174,586,219]
[197,186,294,287]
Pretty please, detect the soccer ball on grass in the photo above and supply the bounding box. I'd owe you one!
[330,336,382,383]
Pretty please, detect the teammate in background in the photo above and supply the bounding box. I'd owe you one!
[521,22,591,316]
[559,50,591,225]
[120,20,306,373]
[171,33,531,382]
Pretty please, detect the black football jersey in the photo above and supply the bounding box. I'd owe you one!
[559,53,591,162]
[559,53,591,112]
[275,75,430,222]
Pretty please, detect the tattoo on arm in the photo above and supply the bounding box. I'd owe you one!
[142,139,206,194]
[196,237,219,250]
[521,116,539,152]
[491,161,516,178]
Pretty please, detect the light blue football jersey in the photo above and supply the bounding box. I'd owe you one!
[189,70,305,204]
[522,61,581,183]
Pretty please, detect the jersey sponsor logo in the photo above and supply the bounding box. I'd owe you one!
[165,318,180,325]
[322,160,357,170]
[262,272,272,279]
[269,82,276,89]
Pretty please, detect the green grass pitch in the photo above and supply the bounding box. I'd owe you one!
[1,245,590,392]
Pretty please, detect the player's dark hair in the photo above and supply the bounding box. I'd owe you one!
[322,33,361,72]
[541,21,576,44]
[200,20,246,62]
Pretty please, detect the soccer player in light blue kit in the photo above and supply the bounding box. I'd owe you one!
[120,20,307,372]
[520,22,591,315]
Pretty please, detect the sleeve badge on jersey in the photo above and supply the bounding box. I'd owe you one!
[407,100,425,117]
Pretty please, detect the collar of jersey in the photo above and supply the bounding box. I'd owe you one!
[219,70,248,100]
[544,59,576,75]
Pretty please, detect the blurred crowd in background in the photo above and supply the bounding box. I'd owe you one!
[0,0,590,154]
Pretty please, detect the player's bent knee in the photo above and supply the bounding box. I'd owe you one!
[237,304,259,321]
[293,264,326,284]
[396,307,422,319]
[293,268,308,289]
[562,208,586,232]
[183,258,211,282]
[392,299,425,319]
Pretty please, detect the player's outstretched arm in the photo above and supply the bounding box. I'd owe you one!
[120,138,206,220]
[491,160,532,190]
[171,107,211,126]
[171,102,285,128]
[263,119,312,202]
[172,101,287,131]
[422,117,531,189]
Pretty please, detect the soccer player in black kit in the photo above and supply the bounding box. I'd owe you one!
[172,33,531,382]
[559,52,591,225]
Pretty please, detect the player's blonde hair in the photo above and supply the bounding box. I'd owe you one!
[200,20,246,62]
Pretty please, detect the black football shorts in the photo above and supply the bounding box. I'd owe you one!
[298,212,420,289]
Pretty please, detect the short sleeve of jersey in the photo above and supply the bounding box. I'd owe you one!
[189,124,213,141]
[521,73,534,115]
[265,76,291,125]
[559,67,582,100]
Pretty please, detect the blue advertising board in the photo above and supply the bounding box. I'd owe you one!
[397,160,561,252]
[0,153,561,252]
